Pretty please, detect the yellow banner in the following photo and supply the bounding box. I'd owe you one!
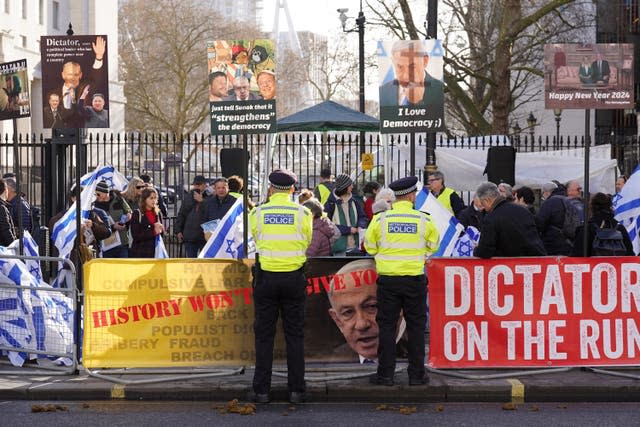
[83,258,288,368]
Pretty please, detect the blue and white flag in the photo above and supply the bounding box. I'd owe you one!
[198,198,255,259]
[415,187,465,257]
[0,246,74,367]
[154,235,169,259]
[80,165,129,192]
[614,165,640,254]
[452,226,481,257]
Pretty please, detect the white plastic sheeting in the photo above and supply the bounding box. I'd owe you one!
[394,143,618,194]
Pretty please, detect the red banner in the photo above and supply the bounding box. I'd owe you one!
[428,257,640,368]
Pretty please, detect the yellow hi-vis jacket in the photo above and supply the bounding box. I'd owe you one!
[315,182,332,205]
[364,200,439,276]
[435,187,455,214]
[249,192,313,272]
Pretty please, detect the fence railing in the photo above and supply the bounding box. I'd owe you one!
[1,131,636,257]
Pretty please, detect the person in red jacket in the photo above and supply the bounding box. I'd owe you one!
[129,188,164,258]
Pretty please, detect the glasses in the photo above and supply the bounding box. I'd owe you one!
[136,186,145,189]
[427,179,440,183]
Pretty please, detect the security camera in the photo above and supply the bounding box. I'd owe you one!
[337,8,349,13]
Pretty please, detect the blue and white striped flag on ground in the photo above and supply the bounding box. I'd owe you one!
[154,235,169,259]
[0,246,74,366]
[415,187,465,257]
[198,198,255,259]
[614,165,640,254]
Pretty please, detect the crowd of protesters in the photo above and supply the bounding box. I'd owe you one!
[0,168,633,261]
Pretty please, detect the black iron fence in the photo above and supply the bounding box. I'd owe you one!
[1,131,636,257]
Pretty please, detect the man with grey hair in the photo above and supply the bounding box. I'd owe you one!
[223,75,261,101]
[427,170,465,217]
[497,182,514,202]
[473,182,546,258]
[379,40,444,107]
[4,177,32,234]
[540,181,559,201]
[565,179,585,221]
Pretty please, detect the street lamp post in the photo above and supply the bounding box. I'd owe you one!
[553,108,562,147]
[338,1,366,154]
[513,122,521,147]
[527,112,537,144]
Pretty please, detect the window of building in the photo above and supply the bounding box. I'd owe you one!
[21,0,26,19]
[52,1,59,29]
[20,35,27,48]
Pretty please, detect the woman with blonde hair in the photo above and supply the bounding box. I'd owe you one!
[122,176,145,211]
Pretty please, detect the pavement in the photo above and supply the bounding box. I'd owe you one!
[1,363,640,403]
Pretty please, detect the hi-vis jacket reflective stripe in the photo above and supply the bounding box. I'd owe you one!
[249,192,313,272]
[436,187,455,214]
[364,200,439,276]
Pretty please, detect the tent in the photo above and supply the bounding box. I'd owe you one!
[276,100,379,132]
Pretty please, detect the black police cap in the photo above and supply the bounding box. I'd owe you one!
[269,169,297,190]
[389,176,418,196]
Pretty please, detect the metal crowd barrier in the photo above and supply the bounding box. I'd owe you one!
[0,254,78,375]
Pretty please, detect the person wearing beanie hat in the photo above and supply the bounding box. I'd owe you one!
[323,173,367,255]
[93,180,133,258]
[249,168,313,404]
[364,175,439,387]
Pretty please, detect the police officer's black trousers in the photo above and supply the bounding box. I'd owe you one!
[252,268,306,394]
[375,274,427,380]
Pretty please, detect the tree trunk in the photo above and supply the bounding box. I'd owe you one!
[492,0,520,134]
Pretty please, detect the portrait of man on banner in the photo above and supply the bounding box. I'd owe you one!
[378,39,444,133]
[207,39,277,135]
[40,35,109,129]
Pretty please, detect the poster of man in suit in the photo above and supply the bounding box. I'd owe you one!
[207,39,276,135]
[40,35,109,129]
[0,59,30,121]
[378,39,445,134]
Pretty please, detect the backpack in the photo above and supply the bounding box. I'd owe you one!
[592,220,627,256]
[560,197,580,240]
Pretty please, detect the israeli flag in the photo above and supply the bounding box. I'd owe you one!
[154,235,169,259]
[452,226,481,257]
[614,165,640,254]
[51,165,129,287]
[0,246,74,367]
[198,198,255,259]
[415,187,465,257]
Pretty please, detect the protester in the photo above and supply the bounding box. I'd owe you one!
[371,188,395,215]
[473,182,546,258]
[140,174,168,218]
[175,175,208,258]
[203,177,237,224]
[228,175,255,209]
[362,181,381,221]
[364,176,439,387]
[324,174,367,255]
[427,171,465,217]
[497,182,515,202]
[615,175,627,195]
[129,187,164,258]
[93,180,132,258]
[121,176,145,212]
[457,195,485,232]
[249,169,312,404]
[514,186,536,215]
[4,177,32,234]
[536,181,574,255]
[303,198,340,257]
[313,168,335,205]
[571,192,634,257]
[0,178,17,246]
[565,179,585,222]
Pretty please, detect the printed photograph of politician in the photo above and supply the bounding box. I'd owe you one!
[207,39,276,102]
[304,258,408,364]
[0,59,31,120]
[40,35,110,129]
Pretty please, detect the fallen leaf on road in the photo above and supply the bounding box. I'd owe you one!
[435,404,444,412]
[502,402,518,410]
[31,404,68,413]
[529,405,539,412]
[557,404,568,409]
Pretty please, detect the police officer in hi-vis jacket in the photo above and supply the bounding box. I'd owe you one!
[364,176,439,387]
[249,169,313,404]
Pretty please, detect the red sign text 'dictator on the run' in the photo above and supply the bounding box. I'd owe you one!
[428,257,640,368]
